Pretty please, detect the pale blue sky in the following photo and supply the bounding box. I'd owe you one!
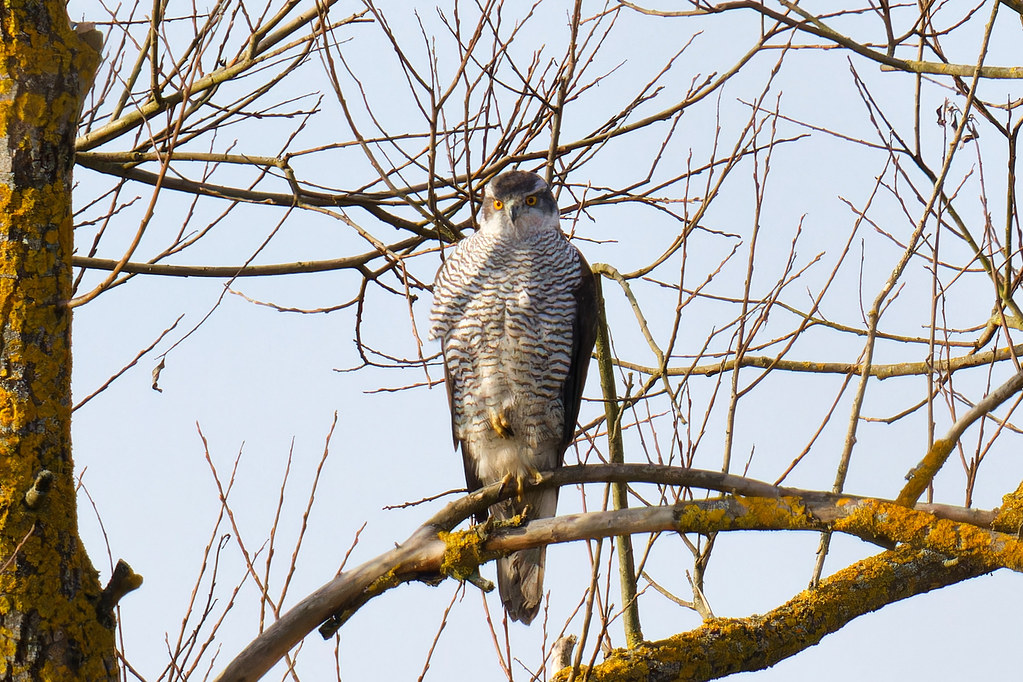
[64,2,1023,679]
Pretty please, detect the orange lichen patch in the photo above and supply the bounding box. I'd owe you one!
[10,92,47,129]
[1,182,69,227]
[732,495,814,530]
[0,5,100,79]
[364,566,402,598]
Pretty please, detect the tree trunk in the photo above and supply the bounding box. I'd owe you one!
[0,3,112,679]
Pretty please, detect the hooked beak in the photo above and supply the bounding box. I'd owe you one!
[509,202,523,223]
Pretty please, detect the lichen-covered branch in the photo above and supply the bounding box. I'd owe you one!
[896,370,1023,506]
[553,544,991,681]
[213,464,1021,681]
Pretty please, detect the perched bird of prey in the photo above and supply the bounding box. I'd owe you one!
[429,170,598,624]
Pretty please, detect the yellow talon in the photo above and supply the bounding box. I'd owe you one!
[498,468,542,503]
[514,468,542,501]
[489,409,514,438]
[498,472,529,502]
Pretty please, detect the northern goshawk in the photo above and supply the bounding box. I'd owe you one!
[429,170,598,624]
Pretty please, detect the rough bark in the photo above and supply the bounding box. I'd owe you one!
[0,3,111,679]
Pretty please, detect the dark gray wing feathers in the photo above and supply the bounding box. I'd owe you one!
[560,254,598,456]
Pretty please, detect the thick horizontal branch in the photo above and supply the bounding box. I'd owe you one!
[472,495,1015,562]
[213,464,1011,681]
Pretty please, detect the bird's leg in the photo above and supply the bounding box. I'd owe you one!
[515,472,527,501]
[496,471,527,509]
[498,471,517,494]
[488,408,514,438]
[520,464,545,497]
[502,465,544,503]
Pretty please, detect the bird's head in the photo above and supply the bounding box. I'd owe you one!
[479,170,559,237]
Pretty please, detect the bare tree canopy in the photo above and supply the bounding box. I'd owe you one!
[1,0,1020,679]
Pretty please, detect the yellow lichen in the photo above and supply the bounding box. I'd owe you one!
[0,2,111,677]
[832,498,1023,573]
[365,566,401,596]
[993,483,1023,533]
[674,496,816,536]
[558,542,987,681]
[438,528,493,582]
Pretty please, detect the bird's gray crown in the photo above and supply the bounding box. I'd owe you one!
[485,170,547,200]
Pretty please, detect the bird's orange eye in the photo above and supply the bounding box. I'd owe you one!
[525,196,537,206]
[493,200,504,210]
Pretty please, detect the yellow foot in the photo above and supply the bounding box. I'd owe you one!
[498,468,543,505]
[528,468,543,486]
[499,471,517,496]
[497,472,529,502]
[488,409,514,438]
[505,467,542,502]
